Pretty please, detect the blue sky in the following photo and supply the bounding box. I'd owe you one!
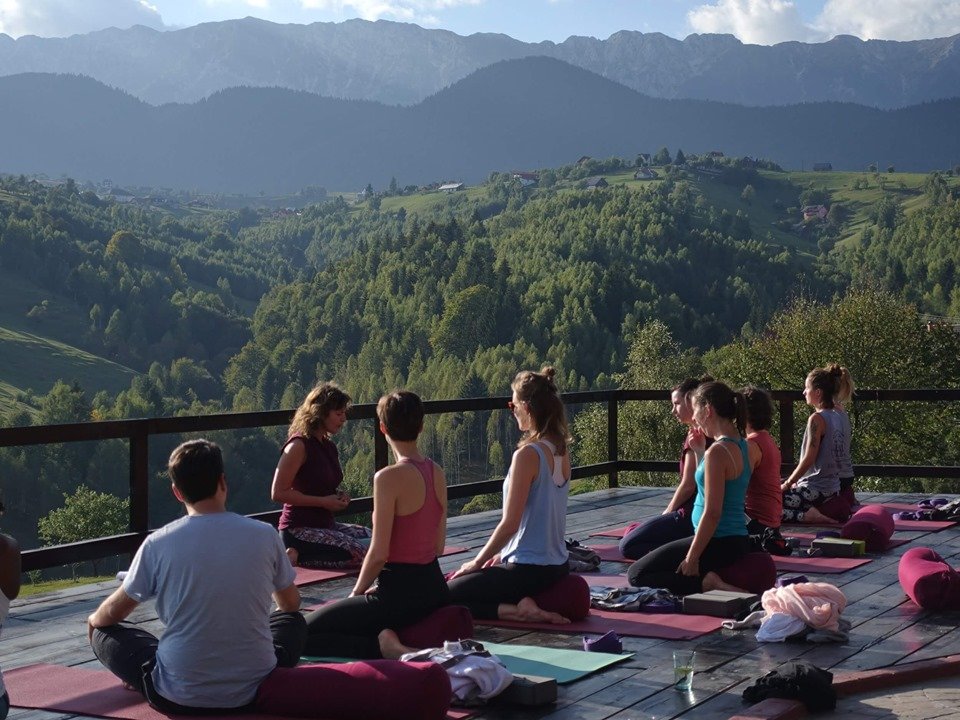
[2,0,959,44]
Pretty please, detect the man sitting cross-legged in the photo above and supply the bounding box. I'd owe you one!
[87,439,306,714]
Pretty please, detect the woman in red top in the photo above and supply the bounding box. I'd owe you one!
[304,390,450,659]
[741,386,783,533]
[271,383,371,568]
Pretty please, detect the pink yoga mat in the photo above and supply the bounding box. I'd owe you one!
[773,555,872,573]
[295,546,470,586]
[476,607,722,640]
[6,664,472,720]
[591,526,629,538]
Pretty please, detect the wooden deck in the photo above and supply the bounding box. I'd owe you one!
[7,487,960,720]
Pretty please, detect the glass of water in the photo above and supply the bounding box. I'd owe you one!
[673,649,696,691]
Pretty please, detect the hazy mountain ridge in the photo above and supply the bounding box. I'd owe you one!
[2,59,958,193]
[1,18,959,108]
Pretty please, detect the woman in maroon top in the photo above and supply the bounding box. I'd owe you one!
[741,386,783,533]
[271,383,371,568]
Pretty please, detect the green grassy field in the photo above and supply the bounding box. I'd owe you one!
[377,185,491,215]
[0,269,138,416]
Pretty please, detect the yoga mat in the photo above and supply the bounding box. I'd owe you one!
[590,526,629,539]
[476,607,722,640]
[784,532,910,551]
[7,663,473,720]
[773,555,872,573]
[294,546,470,586]
[480,641,632,684]
[588,545,631,563]
[5,664,291,720]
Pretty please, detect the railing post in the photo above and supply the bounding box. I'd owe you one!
[129,422,149,533]
[374,421,388,472]
[778,399,794,463]
[607,397,619,488]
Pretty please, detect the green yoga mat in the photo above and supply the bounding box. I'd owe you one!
[303,643,632,685]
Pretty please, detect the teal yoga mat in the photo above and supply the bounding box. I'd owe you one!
[305,642,632,685]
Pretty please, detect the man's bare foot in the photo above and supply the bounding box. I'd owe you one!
[378,629,416,660]
[497,597,570,624]
[801,507,834,524]
[702,571,746,593]
[121,681,137,691]
[286,547,299,566]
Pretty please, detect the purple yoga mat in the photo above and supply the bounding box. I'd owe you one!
[6,664,291,720]
[773,555,872,573]
[476,607,722,640]
[591,526,630,538]
[6,664,473,720]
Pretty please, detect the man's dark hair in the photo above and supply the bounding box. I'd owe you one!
[168,439,223,503]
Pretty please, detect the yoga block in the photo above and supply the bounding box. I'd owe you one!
[499,674,557,706]
[682,590,759,618]
[812,538,865,557]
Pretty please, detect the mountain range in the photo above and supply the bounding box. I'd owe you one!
[2,57,958,194]
[2,18,960,108]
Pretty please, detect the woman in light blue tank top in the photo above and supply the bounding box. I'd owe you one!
[448,367,573,624]
[627,382,754,596]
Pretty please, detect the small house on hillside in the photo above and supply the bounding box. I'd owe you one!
[709,150,725,158]
[512,171,539,187]
[802,204,829,221]
[634,168,659,180]
[813,162,833,172]
[585,177,608,190]
[438,182,464,193]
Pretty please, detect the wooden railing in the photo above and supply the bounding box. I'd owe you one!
[3,388,959,571]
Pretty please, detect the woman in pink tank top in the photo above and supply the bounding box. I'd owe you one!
[741,386,782,532]
[304,390,451,659]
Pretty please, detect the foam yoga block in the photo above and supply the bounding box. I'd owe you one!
[256,660,451,720]
[532,574,591,620]
[842,504,895,552]
[717,551,777,594]
[898,547,960,610]
[397,605,474,648]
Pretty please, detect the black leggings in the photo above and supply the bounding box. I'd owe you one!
[446,562,569,620]
[627,534,751,596]
[304,559,450,659]
[90,611,306,714]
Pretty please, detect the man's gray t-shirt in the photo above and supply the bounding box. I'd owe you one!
[123,512,295,708]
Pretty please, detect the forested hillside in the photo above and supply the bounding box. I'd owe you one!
[2,159,959,553]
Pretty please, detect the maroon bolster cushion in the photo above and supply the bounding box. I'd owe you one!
[842,504,895,551]
[898,547,960,610]
[256,660,451,720]
[532,573,591,620]
[397,604,474,648]
[815,493,854,523]
[717,551,777,594]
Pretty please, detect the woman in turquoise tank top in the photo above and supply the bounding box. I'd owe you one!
[627,382,754,595]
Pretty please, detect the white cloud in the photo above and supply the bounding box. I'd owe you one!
[0,0,164,38]
[298,0,482,23]
[687,0,814,44]
[688,0,960,44]
[816,0,960,42]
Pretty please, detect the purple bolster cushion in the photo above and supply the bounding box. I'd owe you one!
[815,493,854,523]
[532,573,591,620]
[717,551,777,594]
[256,660,451,720]
[842,504,895,551]
[396,604,474,648]
[898,547,960,611]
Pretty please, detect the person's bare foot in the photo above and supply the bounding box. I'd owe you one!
[286,547,299,566]
[702,571,746,593]
[502,597,570,624]
[378,629,416,659]
[121,681,137,691]
[801,506,834,524]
